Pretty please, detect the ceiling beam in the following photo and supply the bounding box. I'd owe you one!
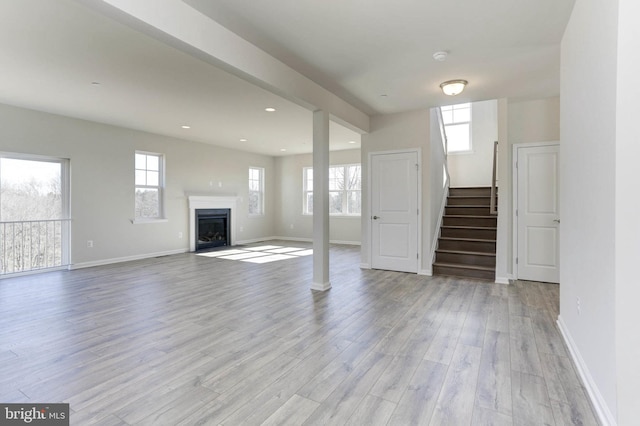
[78,0,370,134]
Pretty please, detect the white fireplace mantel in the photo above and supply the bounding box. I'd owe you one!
[188,195,237,251]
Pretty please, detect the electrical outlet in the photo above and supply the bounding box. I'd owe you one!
[218,181,222,188]
[178,232,183,239]
[576,297,581,315]
[87,240,93,248]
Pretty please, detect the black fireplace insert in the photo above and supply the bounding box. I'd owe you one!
[195,208,230,251]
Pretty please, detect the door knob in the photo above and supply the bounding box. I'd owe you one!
[372,215,380,220]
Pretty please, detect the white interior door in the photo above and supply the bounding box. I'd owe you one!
[371,151,419,273]
[516,144,560,283]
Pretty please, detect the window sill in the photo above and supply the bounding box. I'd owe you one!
[131,218,168,224]
[448,150,475,156]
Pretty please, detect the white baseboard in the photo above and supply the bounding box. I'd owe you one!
[270,236,311,243]
[419,268,432,276]
[495,276,511,285]
[556,316,616,426]
[70,248,188,270]
[329,240,361,246]
[236,236,279,245]
[360,263,371,269]
[271,236,361,246]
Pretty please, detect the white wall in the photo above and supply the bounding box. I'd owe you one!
[274,149,361,244]
[560,0,618,422]
[615,1,640,424]
[495,96,561,282]
[447,100,498,187]
[360,109,432,272]
[0,103,275,267]
[508,97,560,144]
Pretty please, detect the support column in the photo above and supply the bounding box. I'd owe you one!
[311,109,331,291]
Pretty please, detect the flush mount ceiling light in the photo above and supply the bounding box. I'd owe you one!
[265,107,276,112]
[439,79,468,96]
[432,51,448,62]
[239,138,247,142]
[181,125,191,129]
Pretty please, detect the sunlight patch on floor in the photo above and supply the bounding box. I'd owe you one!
[196,245,313,263]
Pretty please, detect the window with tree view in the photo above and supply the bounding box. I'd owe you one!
[248,167,264,215]
[135,152,164,220]
[0,155,70,274]
[303,164,361,215]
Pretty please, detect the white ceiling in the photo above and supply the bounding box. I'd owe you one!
[0,0,575,156]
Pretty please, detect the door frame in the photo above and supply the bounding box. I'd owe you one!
[366,148,422,272]
[512,141,559,280]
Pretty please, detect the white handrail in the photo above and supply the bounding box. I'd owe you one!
[437,107,450,185]
[490,140,498,215]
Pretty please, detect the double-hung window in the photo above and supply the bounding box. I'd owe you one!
[248,167,264,215]
[134,151,164,221]
[303,164,361,216]
[441,103,472,153]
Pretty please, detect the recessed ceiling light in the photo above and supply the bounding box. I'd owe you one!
[348,140,356,144]
[265,107,276,112]
[380,94,388,98]
[91,81,100,85]
[280,148,287,152]
[239,138,247,142]
[181,125,191,129]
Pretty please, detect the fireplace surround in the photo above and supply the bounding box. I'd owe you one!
[188,195,237,252]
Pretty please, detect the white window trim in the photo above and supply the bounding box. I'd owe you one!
[248,166,265,216]
[134,150,165,223]
[303,164,361,217]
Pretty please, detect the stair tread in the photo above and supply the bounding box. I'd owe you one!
[444,215,497,218]
[442,225,497,230]
[436,249,496,257]
[433,262,495,271]
[439,237,496,243]
[446,204,491,207]
[448,195,491,198]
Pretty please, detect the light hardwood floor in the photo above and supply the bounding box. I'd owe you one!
[0,242,599,425]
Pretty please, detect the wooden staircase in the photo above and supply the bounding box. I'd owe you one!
[433,187,497,280]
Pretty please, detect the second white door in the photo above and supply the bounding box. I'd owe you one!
[516,144,560,283]
[370,151,419,273]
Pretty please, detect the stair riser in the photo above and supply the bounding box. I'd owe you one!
[441,228,497,239]
[443,216,497,227]
[433,265,495,280]
[449,187,493,196]
[438,239,496,253]
[445,206,491,216]
[447,196,491,206]
[436,252,496,267]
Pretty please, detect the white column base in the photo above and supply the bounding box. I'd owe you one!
[310,281,332,292]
